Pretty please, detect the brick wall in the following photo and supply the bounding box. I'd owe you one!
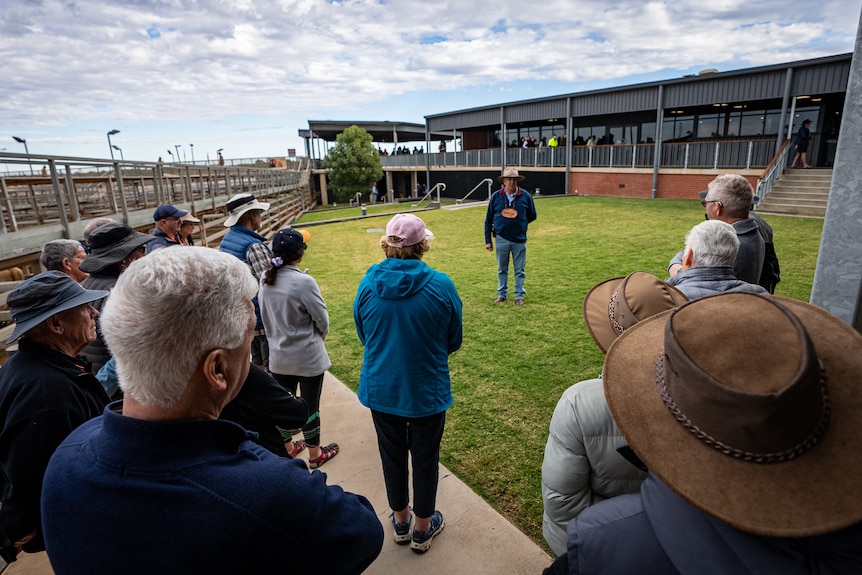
[568,171,757,200]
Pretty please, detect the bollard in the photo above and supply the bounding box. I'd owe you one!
[535,187,541,196]
[361,204,367,216]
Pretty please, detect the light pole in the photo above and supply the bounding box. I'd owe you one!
[12,136,33,175]
[107,129,120,160]
[166,149,173,162]
[217,147,224,166]
[111,145,124,162]
[189,143,195,164]
[174,145,181,163]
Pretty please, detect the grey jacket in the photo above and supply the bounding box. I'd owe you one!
[541,378,646,556]
[259,265,331,377]
[667,266,768,301]
[565,473,862,574]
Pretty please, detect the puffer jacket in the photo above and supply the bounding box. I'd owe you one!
[541,377,646,556]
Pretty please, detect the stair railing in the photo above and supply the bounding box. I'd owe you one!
[456,178,494,204]
[412,183,445,209]
[755,140,792,207]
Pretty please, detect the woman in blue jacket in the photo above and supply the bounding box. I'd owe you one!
[354,214,463,555]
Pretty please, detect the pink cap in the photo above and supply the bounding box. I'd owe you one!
[385,213,434,247]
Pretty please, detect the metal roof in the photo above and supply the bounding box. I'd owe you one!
[299,120,454,143]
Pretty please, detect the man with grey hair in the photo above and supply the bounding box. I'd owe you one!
[667,220,767,300]
[668,174,765,285]
[41,247,383,574]
[40,239,88,283]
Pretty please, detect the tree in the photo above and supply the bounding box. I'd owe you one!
[322,125,383,203]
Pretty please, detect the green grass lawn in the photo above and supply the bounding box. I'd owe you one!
[296,195,823,550]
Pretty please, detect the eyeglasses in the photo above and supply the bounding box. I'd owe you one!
[700,199,722,208]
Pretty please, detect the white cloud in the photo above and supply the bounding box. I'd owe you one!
[1,0,859,158]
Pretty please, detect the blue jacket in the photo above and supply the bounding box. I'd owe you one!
[146,227,182,252]
[485,187,537,244]
[564,473,862,574]
[42,404,383,574]
[220,226,268,331]
[354,258,462,417]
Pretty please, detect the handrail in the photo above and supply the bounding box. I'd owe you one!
[456,178,494,204]
[412,183,445,209]
[755,140,793,206]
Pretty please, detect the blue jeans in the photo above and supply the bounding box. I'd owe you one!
[495,236,527,300]
[371,410,446,519]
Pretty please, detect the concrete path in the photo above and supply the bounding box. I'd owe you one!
[8,373,551,574]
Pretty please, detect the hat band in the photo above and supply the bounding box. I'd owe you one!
[226,195,256,213]
[608,282,635,336]
[655,354,830,463]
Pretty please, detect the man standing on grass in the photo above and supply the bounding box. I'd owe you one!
[485,167,537,306]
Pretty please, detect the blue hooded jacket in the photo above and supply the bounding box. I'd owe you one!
[354,258,462,417]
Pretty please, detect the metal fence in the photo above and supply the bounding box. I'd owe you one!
[381,139,778,170]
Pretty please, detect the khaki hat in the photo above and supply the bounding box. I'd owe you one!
[583,271,687,353]
[603,293,862,536]
[179,213,200,224]
[497,167,525,182]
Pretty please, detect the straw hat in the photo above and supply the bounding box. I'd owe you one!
[497,167,525,182]
[583,271,687,353]
[603,293,862,536]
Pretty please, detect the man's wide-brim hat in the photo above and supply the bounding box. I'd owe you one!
[224,193,270,227]
[497,167,525,182]
[583,271,687,353]
[79,222,152,273]
[6,270,109,343]
[603,293,862,537]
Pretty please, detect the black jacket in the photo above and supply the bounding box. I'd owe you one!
[0,339,109,555]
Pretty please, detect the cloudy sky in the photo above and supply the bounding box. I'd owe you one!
[1,0,860,164]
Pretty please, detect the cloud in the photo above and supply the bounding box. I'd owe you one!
[0,0,859,158]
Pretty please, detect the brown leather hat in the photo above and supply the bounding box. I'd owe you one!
[583,271,687,353]
[603,293,862,536]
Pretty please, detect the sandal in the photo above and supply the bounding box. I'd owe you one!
[307,443,339,469]
[286,440,307,458]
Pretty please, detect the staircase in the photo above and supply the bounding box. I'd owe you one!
[756,168,832,218]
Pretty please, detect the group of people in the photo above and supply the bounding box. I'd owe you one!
[0,188,465,570]
[3,167,861,573]
[377,145,423,156]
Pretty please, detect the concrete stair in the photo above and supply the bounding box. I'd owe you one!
[757,168,832,217]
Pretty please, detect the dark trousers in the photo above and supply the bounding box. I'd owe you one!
[273,373,324,447]
[371,410,446,519]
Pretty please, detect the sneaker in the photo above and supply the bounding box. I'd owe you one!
[390,511,412,545]
[410,510,444,554]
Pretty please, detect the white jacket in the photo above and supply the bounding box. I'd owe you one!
[541,378,647,556]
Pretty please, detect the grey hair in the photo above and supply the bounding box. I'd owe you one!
[685,220,740,267]
[100,246,258,408]
[40,239,82,271]
[706,174,754,219]
[83,217,118,243]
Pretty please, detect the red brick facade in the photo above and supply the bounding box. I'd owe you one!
[568,171,758,199]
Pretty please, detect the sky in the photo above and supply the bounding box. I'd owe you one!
[1,0,861,164]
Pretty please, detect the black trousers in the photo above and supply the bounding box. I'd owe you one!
[273,373,324,447]
[371,410,446,519]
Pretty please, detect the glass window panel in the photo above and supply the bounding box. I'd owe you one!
[697,113,721,138]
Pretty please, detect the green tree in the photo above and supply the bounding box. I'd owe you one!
[322,125,383,203]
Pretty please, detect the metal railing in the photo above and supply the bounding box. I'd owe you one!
[755,140,793,205]
[379,139,779,170]
[456,178,494,204]
[411,183,445,209]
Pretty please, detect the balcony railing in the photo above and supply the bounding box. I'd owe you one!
[380,139,778,170]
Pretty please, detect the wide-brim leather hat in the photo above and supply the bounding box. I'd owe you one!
[223,194,270,227]
[79,222,152,273]
[583,271,687,353]
[603,293,862,536]
[497,167,525,182]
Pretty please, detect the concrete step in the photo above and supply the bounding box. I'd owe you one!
[766,190,830,200]
[757,203,827,217]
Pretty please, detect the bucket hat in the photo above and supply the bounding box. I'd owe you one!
[223,194,270,227]
[385,213,434,248]
[603,293,862,536]
[583,271,687,353]
[497,167,525,183]
[79,222,152,274]
[6,270,109,343]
